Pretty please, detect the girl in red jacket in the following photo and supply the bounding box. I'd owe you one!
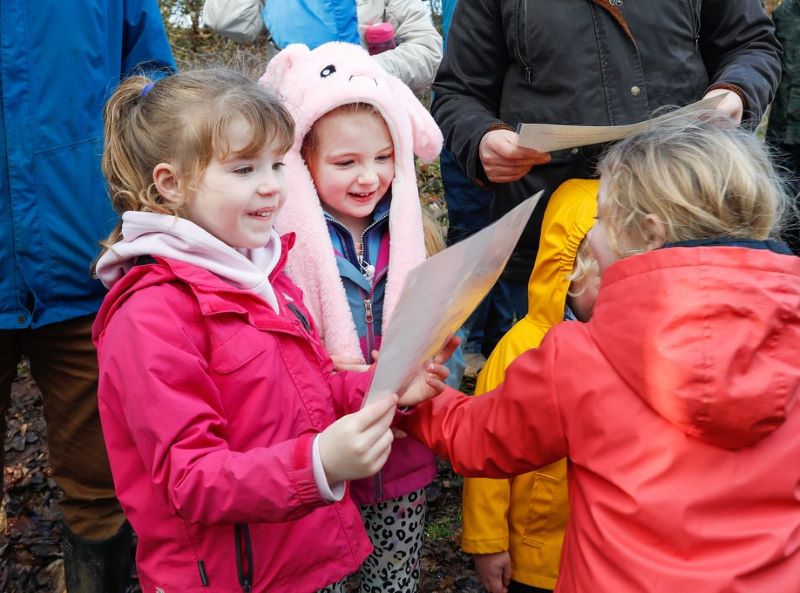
[400,114,800,593]
[90,68,449,593]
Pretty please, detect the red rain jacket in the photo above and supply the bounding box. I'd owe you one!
[402,246,800,593]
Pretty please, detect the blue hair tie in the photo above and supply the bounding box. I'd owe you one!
[141,82,155,97]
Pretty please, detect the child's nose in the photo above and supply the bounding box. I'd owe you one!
[257,174,280,195]
[357,168,379,185]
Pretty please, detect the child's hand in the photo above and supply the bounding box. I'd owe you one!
[397,335,461,407]
[331,355,370,372]
[318,394,397,483]
[473,551,512,593]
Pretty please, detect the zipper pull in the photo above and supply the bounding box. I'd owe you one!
[197,560,209,586]
[364,298,373,325]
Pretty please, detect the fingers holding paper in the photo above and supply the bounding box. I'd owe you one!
[318,394,397,483]
[397,335,461,407]
[479,129,551,183]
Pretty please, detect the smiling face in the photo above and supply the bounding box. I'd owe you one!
[184,118,288,249]
[306,108,394,237]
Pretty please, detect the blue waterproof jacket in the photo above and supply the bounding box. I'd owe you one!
[0,0,175,329]
[263,0,359,49]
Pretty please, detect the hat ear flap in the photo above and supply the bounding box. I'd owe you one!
[386,78,443,162]
[259,44,311,88]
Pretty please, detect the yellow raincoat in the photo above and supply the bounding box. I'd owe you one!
[461,179,598,589]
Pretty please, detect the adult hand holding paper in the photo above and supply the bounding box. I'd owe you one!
[516,94,727,153]
[365,192,543,405]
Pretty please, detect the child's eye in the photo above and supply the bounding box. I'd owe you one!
[334,160,354,167]
[234,166,253,175]
[376,154,393,162]
[272,162,285,172]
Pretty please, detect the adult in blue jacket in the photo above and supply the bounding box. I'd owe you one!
[0,2,175,591]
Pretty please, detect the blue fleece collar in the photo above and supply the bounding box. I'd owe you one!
[662,237,793,255]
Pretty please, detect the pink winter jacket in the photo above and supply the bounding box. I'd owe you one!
[93,236,372,593]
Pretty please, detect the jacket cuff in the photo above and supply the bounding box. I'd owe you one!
[705,82,749,114]
[288,433,327,506]
[461,535,510,555]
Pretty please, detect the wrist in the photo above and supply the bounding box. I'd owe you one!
[317,431,343,485]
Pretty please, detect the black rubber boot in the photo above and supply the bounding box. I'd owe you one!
[61,521,133,593]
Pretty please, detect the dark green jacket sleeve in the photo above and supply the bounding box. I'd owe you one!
[767,0,800,145]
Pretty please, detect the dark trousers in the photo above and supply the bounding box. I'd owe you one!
[509,581,552,593]
[440,150,528,357]
[1,314,124,539]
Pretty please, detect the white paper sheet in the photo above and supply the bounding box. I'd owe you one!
[516,94,726,153]
[365,192,543,404]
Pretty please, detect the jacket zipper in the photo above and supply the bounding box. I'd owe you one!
[362,265,388,364]
[689,0,701,51]
[515,0,533,84]
[361,270,387,363]
[364,296,374,359]
[234,524,253,593]
[362,265,388,503]
[373,467,385,502]
[326,211,389,271]
[197,560,209,587]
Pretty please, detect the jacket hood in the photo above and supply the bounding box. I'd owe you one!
[527,179,597,329]
[590,246,800,449]
[259,42,442,360]
[94,211,282,313]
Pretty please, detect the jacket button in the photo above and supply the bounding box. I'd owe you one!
[630,85,641,97]
[16,314,27,324]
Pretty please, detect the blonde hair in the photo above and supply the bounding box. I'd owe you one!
[301,102,385,160]
[422,208,447,257]
[597,113,789,256]
[567,237,599,297]
[100,68,294,250]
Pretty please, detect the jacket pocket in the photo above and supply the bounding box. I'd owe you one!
[234,524,254,593]
[521,472,560,548]
[210,326,271,374]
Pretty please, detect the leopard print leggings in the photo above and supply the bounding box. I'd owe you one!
[316,488,427,593]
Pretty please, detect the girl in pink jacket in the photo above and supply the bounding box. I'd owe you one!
[91,69,448,593]
[400,114,800,593]
[260,42,446,593]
